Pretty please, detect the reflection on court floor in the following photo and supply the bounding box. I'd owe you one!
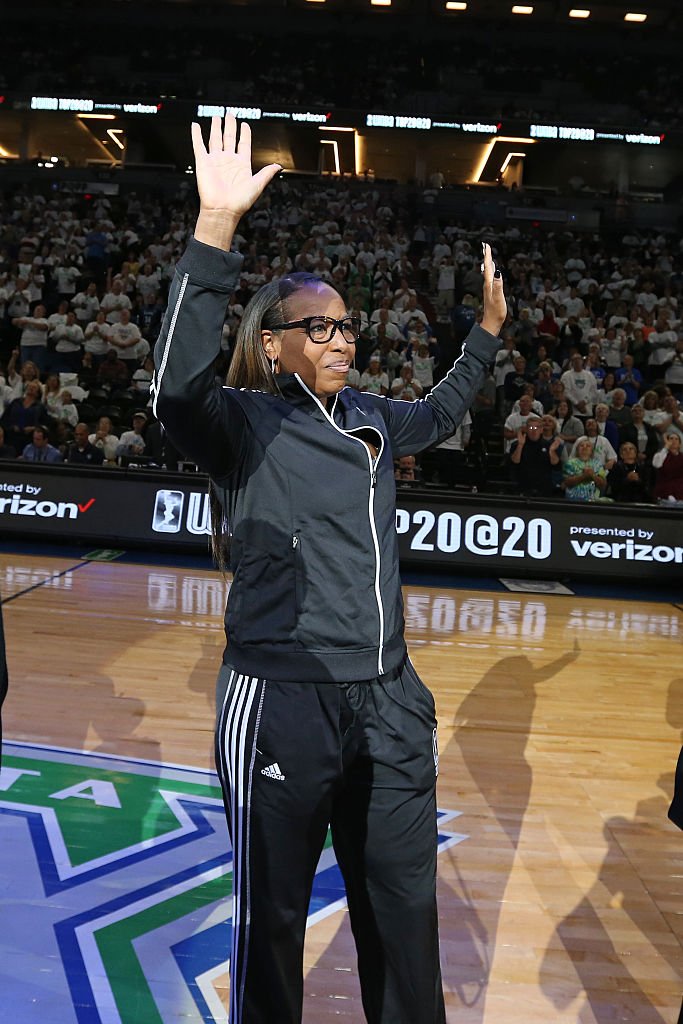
[1,553,681,1023]
[0,741,466,1024]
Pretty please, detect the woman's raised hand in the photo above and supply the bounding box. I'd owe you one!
[191,115,281,249]
[480,243,507,337]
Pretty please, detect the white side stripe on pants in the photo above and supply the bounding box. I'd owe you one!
[238,680,266,1017]
[218,673,266,1024]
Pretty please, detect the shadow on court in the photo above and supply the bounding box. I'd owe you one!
[304,648,580,1021]
[539,676,683,1023]
[439,647,580,1019]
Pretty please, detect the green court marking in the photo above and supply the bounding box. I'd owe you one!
[3,755,222,865]
[97,873,232,1023]
[83,549,126,561]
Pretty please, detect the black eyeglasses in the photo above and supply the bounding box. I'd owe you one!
[271,315,361,345]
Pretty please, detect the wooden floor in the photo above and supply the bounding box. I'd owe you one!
[1,550,682,1023]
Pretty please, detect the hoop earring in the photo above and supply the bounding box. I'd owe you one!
[271,356,279,375]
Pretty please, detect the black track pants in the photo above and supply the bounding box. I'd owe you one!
[214,656,446,1024]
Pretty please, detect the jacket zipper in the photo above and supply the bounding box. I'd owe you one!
[293,374,386,675]
[365,445,385,674]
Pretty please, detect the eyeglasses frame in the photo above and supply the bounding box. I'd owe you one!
[270,315,361,345]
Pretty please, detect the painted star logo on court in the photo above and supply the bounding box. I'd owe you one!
[0,742,467,1024]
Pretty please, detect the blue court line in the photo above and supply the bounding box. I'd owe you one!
[0,559,91,605]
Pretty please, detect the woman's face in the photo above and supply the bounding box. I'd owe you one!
[265,282,355,399]
[557,400,569,417]
[577,440,593,460]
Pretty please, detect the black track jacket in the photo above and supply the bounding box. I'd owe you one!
[153,238,500,683]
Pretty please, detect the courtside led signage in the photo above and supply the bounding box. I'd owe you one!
[530,123,662,145]
[462,122,499,133]
[366,114,432,129]
[30,96,159,115]
[196,104,262,120]
[31,96,94,112]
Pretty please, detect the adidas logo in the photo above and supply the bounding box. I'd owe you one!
[261,762,285,781]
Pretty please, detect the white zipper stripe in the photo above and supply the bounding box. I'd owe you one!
[152,271,189,417]
[293,374,385,675]
[367,463,385,675]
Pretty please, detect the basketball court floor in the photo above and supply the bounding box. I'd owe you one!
[1,547,681,1023]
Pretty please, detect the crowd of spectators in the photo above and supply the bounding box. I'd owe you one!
[1,174,682,506]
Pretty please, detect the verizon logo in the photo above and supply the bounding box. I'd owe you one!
[0,493,96,519]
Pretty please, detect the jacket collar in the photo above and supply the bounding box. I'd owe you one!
[274,373,339,420]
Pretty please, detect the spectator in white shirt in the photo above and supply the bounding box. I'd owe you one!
[601,327,627,368]
[47,300,70,342]
[101,280,133,324]
[635,283,659,313]
[369,309,401,342]
[359,354,389,396]
[52,312,85,372]
[135,262,161,300]
[71,282,100,326]
[54,262,80,301]
[647,319,678,372]
[391,363,424,401]
[504,394,537,452]
[5,280,31,322]
[411,344,438,391]
[571,420,617,469]
[561,354,600,415]
[563,288,585,318]
[84,311,114,363]
[399,296,429,331]
[392,279,417,313]
[13,304,49,374]
[89,416,120,464]
[51,390,79,429]
[109,309,149,364]
[436,257,456,316]
[432,235,451,263]
[370,298,399,325]
[116,412,148,459]
[664,339,683,394]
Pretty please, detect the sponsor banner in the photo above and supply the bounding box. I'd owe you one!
[0,742,465,1024]
[0,467,211,546]
[395,494,683,578]
[0,466,681,579]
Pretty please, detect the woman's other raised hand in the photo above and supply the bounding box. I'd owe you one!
[480,243,507,337]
